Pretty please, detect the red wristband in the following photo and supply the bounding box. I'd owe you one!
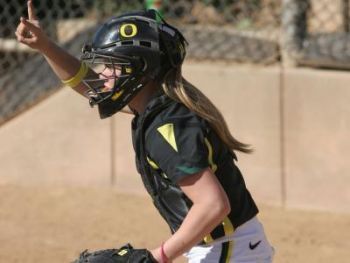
[160,242,169,263]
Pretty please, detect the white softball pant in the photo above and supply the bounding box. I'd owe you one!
[183,216,275,263]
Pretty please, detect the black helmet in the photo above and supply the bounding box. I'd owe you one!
[81,9,187,118]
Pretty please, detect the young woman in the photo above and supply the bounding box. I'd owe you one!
[16,1,274,262]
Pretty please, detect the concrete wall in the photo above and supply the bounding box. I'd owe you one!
[0,91,111,186]
[0,62,349,213]
[284,68,350,212]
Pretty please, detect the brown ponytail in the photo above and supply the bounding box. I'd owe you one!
[161,67,252,154]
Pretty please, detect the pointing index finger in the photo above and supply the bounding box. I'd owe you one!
[27,0,37,20]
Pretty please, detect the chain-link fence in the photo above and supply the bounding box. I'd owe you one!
[0,0,349,125]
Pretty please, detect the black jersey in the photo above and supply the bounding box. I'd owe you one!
[131,93,258,244]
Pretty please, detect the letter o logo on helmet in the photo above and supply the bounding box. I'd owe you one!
[120,23,138,38]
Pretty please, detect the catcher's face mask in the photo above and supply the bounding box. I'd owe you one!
[81,48,146,118]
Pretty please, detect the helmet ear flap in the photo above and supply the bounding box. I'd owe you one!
[159,26,187,69]
[155,11,187,68]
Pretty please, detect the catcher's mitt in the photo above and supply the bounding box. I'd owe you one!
[72,243,157,263]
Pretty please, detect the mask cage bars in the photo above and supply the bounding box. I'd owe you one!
[80,52,133,105]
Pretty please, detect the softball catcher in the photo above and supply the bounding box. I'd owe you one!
[16,1,274,262]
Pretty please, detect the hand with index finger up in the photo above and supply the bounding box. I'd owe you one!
[15,0,50,51]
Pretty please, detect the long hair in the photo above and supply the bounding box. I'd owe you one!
[161,67,253,154]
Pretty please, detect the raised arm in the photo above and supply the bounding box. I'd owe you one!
[15,0,95,97]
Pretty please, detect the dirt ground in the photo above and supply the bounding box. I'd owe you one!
[0,184,349,263]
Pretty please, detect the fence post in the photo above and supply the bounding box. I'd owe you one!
[281,0,308,67]
[343,0,350,32]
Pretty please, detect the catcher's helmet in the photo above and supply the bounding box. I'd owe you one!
[81,10,187,118]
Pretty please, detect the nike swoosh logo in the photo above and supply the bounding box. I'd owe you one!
[249,240,262,250]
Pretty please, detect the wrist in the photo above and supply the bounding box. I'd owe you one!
[160,242,169,263]
[40,37,56,55]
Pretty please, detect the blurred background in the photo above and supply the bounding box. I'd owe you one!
[0,1,350,262]
[2,0,350,124]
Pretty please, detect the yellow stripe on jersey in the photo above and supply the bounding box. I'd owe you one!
[204,138,217,173]
[222,217,235,236]
[157,123,178,152]
[117,249,128,256]
[225,241,234,263]
[147,156,168,178]
[147,156,159,170]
